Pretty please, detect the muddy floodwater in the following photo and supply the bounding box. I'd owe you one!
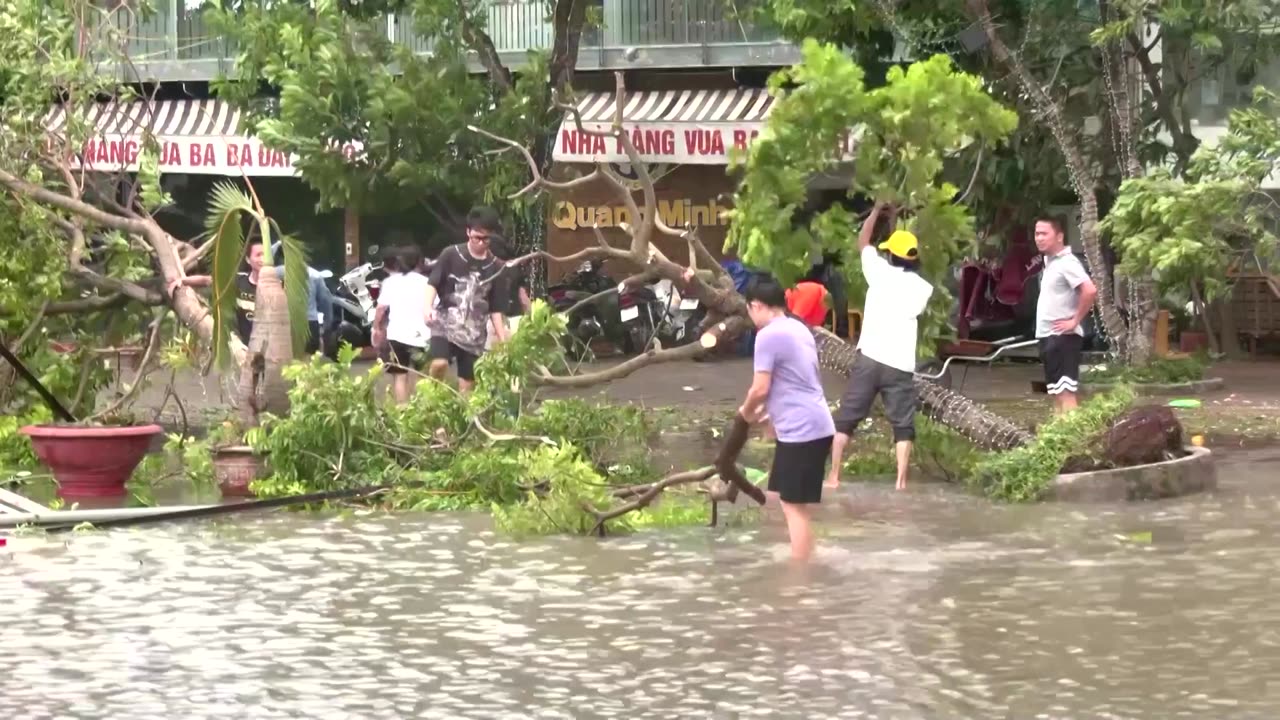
[4,448,1280,719]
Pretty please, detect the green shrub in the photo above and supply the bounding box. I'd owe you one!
[1083,355,1207,385]
[972,387,1136,502]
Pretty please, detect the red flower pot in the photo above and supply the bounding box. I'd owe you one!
[211,446,262,498]
[20,424,162,499]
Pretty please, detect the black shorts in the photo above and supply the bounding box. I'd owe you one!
[385,340,426,375]
[429,336,480,381]
[832,352,917,441]
[1041,334,1083,395]
[768,436,833,505]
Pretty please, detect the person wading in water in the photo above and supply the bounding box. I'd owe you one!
[827,202,934,491]
[737,275,835,563]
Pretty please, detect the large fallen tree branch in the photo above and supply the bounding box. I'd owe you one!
[469,71,751,389]
[584,465,718,536]
[474,72,1037,458]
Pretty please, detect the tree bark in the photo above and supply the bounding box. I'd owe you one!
[1216,293,1242,358]
[965,0,1132,361]
[237,265,292,424]
[812,327,1033,451]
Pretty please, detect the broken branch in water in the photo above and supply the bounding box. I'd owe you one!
[584,466,719,536]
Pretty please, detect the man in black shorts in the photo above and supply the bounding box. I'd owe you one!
[423,207,510,394]
[736,275,835,563]
[828,202,933,491]
[1033,216,1097,414]
[373,246,431,404]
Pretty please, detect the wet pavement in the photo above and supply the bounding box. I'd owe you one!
[4,448,1280,718]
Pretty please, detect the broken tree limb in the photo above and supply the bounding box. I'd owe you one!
[713,413,768,505]
[584,466,718,536]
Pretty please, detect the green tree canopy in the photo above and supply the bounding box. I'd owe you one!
[728,43,1018,352]
[1102,89,1280,300]
[209,0,588,231]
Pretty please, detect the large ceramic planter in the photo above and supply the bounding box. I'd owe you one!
[211,445,263,498]
[1051,446,1216,502]
[21,424,162,499]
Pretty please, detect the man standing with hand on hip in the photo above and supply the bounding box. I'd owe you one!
[828,202,934,492]
[1033,216,1097,414]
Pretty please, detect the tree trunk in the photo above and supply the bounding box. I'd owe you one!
[965,0,1132,361]
[1216,292,1242,358]
[813,328,1033,451]
[237,266,292,425]
[344,206,360,270]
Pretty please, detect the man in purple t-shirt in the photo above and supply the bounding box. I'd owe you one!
[736,275,835,563]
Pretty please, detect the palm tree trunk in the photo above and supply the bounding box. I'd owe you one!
[238,266,292,424]
[813,328,1033,451]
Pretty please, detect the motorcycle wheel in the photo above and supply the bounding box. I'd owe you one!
[330,322,365,360]
[562,333,595,363]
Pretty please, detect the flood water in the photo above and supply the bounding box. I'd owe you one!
[4,449,1280,719]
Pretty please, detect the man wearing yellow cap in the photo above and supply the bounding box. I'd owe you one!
[828,201,935,491]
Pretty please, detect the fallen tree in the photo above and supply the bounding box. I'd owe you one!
[469,56,1034,454]
[0,1,312,436]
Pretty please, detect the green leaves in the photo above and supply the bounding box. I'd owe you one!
[209,0,549,219]
[729,44,1016,351]
[278,233,313,357]
[974,387,1137,502]
[1101,90,1280,300]
[205,182,254,369]
[204,182,312,364]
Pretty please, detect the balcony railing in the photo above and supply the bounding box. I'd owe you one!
[98,0,796,82]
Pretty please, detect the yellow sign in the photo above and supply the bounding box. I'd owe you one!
[552,199,730,231]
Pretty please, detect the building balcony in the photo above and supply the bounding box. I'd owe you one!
[97,0,800,83]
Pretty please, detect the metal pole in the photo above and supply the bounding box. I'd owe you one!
[0,504,217,529]
[167,0,179,60]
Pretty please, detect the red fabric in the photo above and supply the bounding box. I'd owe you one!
[786,282,829,327]
[993,230,1039,306]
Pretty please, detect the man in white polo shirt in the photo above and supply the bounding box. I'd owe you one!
[828,202,934,491]
[1033,216,1097,414]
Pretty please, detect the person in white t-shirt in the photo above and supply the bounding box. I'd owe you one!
[373,245,433,404]
[828,202,934,491]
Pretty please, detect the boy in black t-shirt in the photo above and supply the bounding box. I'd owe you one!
[423,207,509,393]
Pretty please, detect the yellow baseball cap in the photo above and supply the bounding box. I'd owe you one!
[879,230,919,260]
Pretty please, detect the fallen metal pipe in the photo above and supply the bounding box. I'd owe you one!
[915,338,1040,380]
[0,487,49,515]
[0,504,217,528]
[0,485,388,531]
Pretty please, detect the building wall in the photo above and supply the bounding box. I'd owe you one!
[545,163,737,282]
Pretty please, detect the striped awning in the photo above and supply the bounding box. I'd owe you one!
[552,88,776,165]
[43,99,349,177]
[45,99,243,138]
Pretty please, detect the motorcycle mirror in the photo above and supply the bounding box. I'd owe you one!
[368,244,380,257]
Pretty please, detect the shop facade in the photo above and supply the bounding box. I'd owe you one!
[545,87,775,281]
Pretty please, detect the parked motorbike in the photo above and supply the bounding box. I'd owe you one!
[546,260,628,359]
[328,259,387,357]
[649,278,706,348]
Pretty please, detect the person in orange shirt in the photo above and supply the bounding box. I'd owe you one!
[786,281,830,327]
